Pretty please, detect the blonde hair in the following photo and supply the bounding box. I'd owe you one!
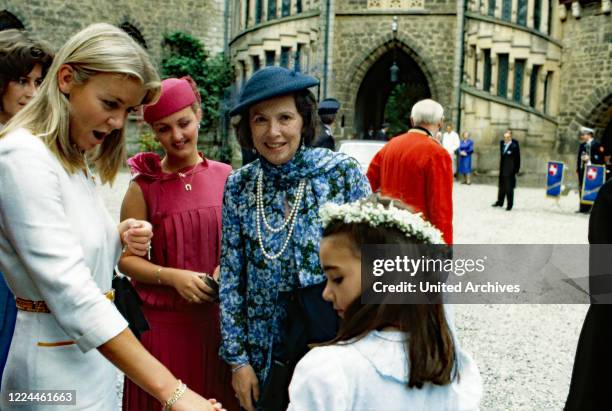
[0,23,161,184]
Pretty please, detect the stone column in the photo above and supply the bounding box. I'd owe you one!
[476,48,484,90]
[248,0,256,26]
[527,0,535,28]
[491,53,498,95]
[523,63,532,106]
[508,57,515,99]
[495,0,502,18]
[537,70,547,112]
[540,0,550,34]
[511,0,518,22]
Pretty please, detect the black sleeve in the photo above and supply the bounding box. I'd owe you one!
[588,180,612,244]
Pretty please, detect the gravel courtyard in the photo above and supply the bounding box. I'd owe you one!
[100,173,590,410]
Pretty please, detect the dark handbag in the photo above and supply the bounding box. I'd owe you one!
[112,272,150,339]
[257,282,338,411]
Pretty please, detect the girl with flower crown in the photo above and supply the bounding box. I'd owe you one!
[287,195,482,410]
[119,77,237,410]
[220,66,371,411]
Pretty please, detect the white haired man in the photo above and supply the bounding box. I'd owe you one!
[366,99,453,244]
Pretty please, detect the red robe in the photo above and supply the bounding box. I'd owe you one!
[367,130,453,244]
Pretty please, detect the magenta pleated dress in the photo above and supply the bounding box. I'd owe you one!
[122,153,238,411]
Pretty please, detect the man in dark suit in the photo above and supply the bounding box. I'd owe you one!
[313,98,340,150]
[576,127,605,213]
[492,129,520,211]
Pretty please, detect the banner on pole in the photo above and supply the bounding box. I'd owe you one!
[581,164,606,205]
[546,161,564,197]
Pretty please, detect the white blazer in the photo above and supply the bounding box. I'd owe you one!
[0,129,127,410]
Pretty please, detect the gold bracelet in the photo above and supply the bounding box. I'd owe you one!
[155,267,163,284]
[162,379,187,411]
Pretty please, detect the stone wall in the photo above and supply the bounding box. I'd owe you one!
[556,1,612,155]
[331,13,457,134]
[3,0,226,65]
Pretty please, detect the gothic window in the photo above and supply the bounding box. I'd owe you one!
[265,50,275,66]
[533,0,541,30]
[282,0,291,16]
[513,59,525,103]
[119,22,147,49]
[268,0,277,20]
[0,10,25,31]
[487,0,495,16]
[256,0,263,23]
[280,47,291,68]
[294,44,303,72]
[497,53,509,98]
[529,65,540,108]
[483,49,492,92]
[517,0,527,25]
[502,0,512,21]
[252,55,261,72]
[297,0,302,13]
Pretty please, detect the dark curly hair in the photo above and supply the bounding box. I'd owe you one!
[0,29,54,105]
[234,89,318,150]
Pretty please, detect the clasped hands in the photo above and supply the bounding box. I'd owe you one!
[118,218,153,256]
[171,266,220,304]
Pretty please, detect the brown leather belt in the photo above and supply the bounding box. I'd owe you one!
[16,290,115,313]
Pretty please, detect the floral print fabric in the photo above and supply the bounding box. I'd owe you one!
[219,146,371,382]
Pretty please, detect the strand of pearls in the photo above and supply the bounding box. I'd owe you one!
[256,170,306,260]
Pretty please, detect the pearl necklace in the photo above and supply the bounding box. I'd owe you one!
[255,170,306,260]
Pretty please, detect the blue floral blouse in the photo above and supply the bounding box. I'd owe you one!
[219,146,371,382]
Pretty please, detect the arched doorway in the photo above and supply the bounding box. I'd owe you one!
[354,46,431,139]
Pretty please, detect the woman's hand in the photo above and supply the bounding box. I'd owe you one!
[168,388,224,410]
[169,269,217,304]
[232,364,259,411]
[118,218,153,257]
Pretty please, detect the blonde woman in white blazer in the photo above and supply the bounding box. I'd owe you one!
[0,24,220,411]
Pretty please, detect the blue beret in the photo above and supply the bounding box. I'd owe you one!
[318,98,340,115]
[230,66,319,116]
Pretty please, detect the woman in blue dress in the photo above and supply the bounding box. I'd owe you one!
[219,66,371,411]
[458,131,474,184]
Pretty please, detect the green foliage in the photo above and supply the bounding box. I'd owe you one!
[161,32,234,134]
[384,83,413,137]
[138,129,162,155]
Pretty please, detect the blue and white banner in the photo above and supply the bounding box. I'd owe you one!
[546,161,564,197]
[581,164,606,205]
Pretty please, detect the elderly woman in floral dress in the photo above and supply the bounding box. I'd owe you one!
[219,66,371,411]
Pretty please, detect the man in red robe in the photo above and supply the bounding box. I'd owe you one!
[366,99,453,244]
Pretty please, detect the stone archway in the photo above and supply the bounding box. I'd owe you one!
[335,34,440,139]
[354,44,431,139]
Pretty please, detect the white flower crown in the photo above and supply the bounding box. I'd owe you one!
[319,200,445,245]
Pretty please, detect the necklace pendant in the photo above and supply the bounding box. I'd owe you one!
[184,183,192,191]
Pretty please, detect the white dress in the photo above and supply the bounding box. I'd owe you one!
[0,129,128,410]
[288,330,482,411]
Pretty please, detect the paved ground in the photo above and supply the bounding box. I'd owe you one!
[100,172,589,410]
